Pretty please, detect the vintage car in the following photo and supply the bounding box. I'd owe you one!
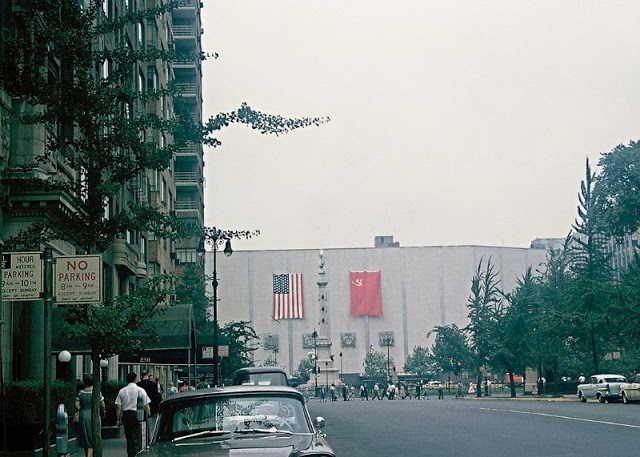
[577,374,627,403]
[620,373,640,404]
[139,385,335,457]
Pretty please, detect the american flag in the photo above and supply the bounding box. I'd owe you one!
[272,273,304,319]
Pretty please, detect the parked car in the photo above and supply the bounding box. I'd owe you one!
[577,374,627,403]
[232,367,289,386]
[620,373,640,404]
[139,385,335,457]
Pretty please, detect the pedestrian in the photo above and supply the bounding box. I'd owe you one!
[116,372,151,457]
[487,379,492,396]
[167,382,178,396]
[178,380,189,393]
[75,375,105,457]
[350,384,356,400]
[415,382,421,400]
[484,378,489,397]
[456,381,464,398]
[320,385,326,402]
[438,384,444,399]
[400,384,407,399]
[330,383,337,401]
[196,376,210,389]
[138,371,161,416]
[468,381,475,395]
[342,384,348,401]
[372,382,381,400]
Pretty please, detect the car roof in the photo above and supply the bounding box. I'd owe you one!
[160,385,302,406]
[233,367,288,375]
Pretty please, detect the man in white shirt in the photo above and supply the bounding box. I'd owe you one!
[116,372,151,457]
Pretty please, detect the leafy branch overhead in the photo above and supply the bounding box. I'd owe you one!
[204,103,330,147]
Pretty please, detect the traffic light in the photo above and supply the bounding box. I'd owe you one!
[454,361,462,375]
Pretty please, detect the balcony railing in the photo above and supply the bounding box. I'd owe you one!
[177,0,196,8]
[175,82,198,96]
[174,171,200,183]
[175,200,200,210]
[176,143,199,156]
[173,25,197,37]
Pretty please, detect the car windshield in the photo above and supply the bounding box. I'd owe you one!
[155,394,311,442]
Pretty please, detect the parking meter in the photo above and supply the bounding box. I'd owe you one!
[55,404,68,456]
[137,390,146,422]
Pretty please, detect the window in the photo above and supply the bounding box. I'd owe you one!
[176,249,198,264]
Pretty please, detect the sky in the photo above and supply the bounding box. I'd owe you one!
[200,0,640,251]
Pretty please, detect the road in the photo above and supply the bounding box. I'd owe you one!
[307,396,640,456]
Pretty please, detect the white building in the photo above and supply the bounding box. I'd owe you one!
[206,238,548,379]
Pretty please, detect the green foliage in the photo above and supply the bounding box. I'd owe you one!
[218,321,259,383]
[568,159,617,373]
[61,277,173,359]
[428,324,472,376]
[403,346,434,376]
[294,358,314,384]
[5,380,74,424]
[176,264,213,331]
[262,355,278,367]
[594,140,640,239]
[363,349,393,378]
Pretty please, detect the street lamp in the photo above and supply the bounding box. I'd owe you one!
[204,227,258,386]
[339,352,343,382]
[209,230,232,387]
[100,359,109,382]
[381,334,393,383]
[312,330,318,394]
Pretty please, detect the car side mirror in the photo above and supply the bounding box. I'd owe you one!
[314,416,326,430]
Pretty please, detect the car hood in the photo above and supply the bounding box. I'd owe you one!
[139,433,333,457]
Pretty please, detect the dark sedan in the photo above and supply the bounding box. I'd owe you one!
[139,385,335,457]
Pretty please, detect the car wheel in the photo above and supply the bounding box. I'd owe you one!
[579,392,587,403]
[623,392,629,404]
[597,393,605,403]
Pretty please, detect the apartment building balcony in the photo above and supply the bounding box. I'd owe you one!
[112,238,139,276]
[176,143,201,158]
[174,25,198,40]
[174,171,202,187]
[175,82,200,100]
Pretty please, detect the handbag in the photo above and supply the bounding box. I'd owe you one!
[73,411,80,423]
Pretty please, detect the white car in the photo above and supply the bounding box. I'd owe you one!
[577,374,627,403]
[620,374,640,404]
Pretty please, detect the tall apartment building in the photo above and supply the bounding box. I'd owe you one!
[0,0,205,388]
[172,0,206,268]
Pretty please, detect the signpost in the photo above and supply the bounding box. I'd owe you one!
[1,252,43,301]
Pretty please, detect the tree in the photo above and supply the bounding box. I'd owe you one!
[465,258,501,397]
[428,324,472,387]
[492,269,537,397]
[262,355,278,367]
[364,349,393,379]
[404,346,434,376]
[594,140,640,239]
[175,264,213,331]
[293,357,314,384]
[569,158,616,373]
[218,321,259,382]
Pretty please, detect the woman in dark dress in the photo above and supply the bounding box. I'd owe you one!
[75,375,105,457]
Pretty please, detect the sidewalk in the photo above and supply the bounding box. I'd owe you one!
[68,435,127,457]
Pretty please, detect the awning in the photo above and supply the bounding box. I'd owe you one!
[52,304,196,360]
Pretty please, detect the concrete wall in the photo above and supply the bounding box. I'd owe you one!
[206,245,548,377]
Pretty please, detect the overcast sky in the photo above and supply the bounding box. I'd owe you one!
[200,0,640,251]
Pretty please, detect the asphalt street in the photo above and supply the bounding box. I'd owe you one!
[307,396,640,457]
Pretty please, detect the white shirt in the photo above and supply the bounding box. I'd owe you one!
[115,382,150,411]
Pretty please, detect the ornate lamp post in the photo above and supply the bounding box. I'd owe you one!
[204,228,258,386]
[381,333,393,383]
[339,352,343,381]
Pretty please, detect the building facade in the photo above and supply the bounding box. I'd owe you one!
[0,0,205,388]
[206,239,549,379]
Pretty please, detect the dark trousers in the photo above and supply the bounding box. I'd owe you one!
[122,411,141,457]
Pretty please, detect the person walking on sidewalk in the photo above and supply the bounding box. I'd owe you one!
[76,375,105,457]
[116,372,151,457]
